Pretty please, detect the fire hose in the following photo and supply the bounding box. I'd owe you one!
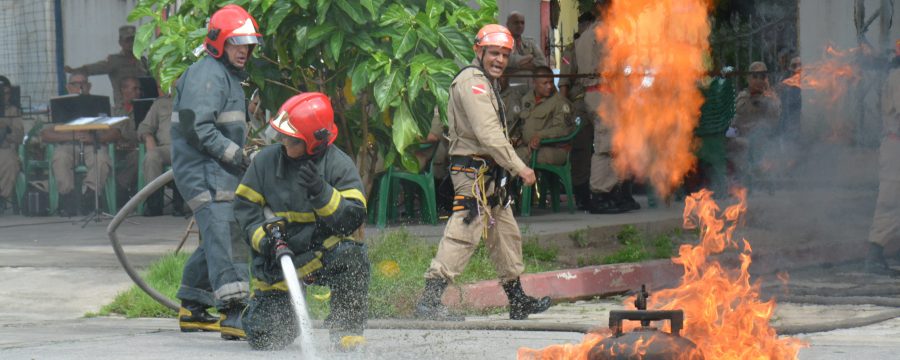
[108,171,900,336]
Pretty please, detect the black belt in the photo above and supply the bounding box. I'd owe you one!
[450,155,495,169]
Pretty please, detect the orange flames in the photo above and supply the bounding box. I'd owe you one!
[518,188,806,359]
[595,0,711,197]
[782,45,861,105]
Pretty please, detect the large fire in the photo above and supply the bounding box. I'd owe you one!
[517,188,806,359]
[596,0,711,197]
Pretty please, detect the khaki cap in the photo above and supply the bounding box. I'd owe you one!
[119,25,136,40]
[748,61,767,73]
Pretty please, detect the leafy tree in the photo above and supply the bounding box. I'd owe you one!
[129,0,497,173]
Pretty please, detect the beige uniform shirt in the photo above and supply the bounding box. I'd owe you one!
[560,22,605,94]
[732,89,782,137]
[137,95,174,147]
[112,105,139,146]
[448,61,528,176]
[518,91,574,141]
[506,37,547,75]
[72,51,149,109]
[0,107,24,150]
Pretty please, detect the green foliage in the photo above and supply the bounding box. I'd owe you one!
[92,252,189,318]
[601,225,676,265]
[568,227,589,248]
[129,0,498,172]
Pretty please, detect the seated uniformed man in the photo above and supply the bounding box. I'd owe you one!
[513,66,575,166]
[112,77,141,206]
[0,76,24,213]
[234,93,369,351]
[137,94,185,216]
[42,73,122,216]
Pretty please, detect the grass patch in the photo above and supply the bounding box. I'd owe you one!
[91,252,189,318]
[97,229,564,319]
[600,225,677,265]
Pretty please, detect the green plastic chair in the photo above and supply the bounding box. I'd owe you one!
[369,142,440,228]
[43,143,120,215]
[16,141,54,213]
[520,118,584,217]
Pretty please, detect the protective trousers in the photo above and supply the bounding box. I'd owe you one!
[0,147,18,199]
[243,242,369,350]
[515,146,567,166]
[52,144,110,195]
[177,201,249,309]
[587,92,618,193]
[425,171,525,283]
[869,138,900,247]
[142,146,171,183]
[570,99,594,187]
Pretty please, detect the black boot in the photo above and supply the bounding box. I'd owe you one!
[144,190,164,217]
[501,278,552,320]
[574,183,591,211]
[219,302,247,340]
[865,243,900,276]
[59,192,78,217]
[178,300,220,332]
[81,189,96,216]
[415,278,463,321]
[589,191,625,214]
[613,181,640,211]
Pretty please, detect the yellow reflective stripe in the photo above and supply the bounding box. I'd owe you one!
[339,189,367,208]
[250,226,266,252]
[274,211,316,223]
[252,278,288,292]
[297,256,323,277]
[322,236,341,249]
[236,184,265,206]
[315,189,341,217]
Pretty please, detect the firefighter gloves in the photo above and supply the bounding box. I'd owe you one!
[297,161,325,196]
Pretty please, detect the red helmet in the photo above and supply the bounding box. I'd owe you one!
[270,92,338,155]
[474,24,514,52]
[205,4,262,58]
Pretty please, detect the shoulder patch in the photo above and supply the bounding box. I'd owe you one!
[562,103,570,113]
[471,84,488,95]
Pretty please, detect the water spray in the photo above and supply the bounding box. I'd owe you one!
[263,217,318,358]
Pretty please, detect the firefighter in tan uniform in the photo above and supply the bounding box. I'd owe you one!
[865,42,900,276]
[65,26,148,111]
[514,66,575,166]
[504,12,547,87]
[415,24,551,321]
[0,77,23,212]
[727,61,781,185]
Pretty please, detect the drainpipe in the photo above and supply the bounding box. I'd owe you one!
[53,0,65,95]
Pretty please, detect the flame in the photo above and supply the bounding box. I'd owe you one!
[781,45,860,105]
[595,0,711,197]
[518,188,806,359]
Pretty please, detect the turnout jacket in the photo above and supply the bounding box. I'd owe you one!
[171,55,248,210]
[234,144,367,284]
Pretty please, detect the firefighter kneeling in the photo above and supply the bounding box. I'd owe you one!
[234,93,369,351]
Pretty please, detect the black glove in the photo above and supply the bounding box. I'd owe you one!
[258,235,276,259]
[297,161,325,197]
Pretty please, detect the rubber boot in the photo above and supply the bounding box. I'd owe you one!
[59,192,78,217]
[219,303,247,340]
[415,278,463,321]
[573,183,591,211]
[589,191,624,214]
[144,190,164,217]
[333,334,367,352]
[178,300,220,332]
[864,243,900,276]
[614,181,641,211]
[501,278,552,320]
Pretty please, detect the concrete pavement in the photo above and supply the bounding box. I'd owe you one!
[2,195,900,359]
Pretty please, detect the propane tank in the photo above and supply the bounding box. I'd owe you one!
[588,285,703,360]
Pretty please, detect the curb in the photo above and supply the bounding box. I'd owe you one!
[443,259,684,309]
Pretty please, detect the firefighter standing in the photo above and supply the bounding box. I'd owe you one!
[865,41,900,275]
[234,93,369,351]
[171,4,260,339]
[415,24,551,321]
